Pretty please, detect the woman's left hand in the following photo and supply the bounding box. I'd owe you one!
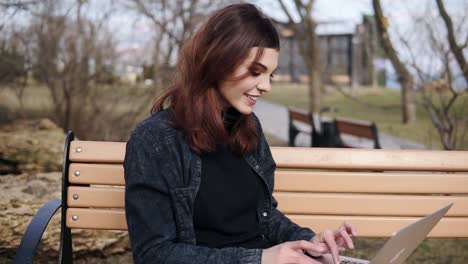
[306,221,358,264]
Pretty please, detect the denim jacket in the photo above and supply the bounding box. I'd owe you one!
[124,109,315,264]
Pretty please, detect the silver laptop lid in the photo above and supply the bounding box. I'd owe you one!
[370,203,453,264]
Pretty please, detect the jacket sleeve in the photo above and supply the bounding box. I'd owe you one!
[268,197,316,244]
[253,115,316,244]
[124,129,262,264]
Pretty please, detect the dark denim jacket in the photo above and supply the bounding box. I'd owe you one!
[124,109,315,264]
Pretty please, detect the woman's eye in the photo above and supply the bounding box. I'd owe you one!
[251,71,261,77]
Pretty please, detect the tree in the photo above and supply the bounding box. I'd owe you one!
[276,0,322,113]
[373,0,417,124]
[436,0,468,83]
[394,0,468,149]
[125,0,227,95]
[0,41,26,84]
[31,0,119,133]
[0,0,38,30]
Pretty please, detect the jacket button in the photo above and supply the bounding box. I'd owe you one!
[262,212,268,217]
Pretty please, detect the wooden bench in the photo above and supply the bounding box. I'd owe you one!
[288,107,338,147]
[288,107,381,149]
[334,117,381,149]
[14,131,468,263]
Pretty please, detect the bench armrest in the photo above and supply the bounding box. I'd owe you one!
[14,199,62,264]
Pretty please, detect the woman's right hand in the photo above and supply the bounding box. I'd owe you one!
[261,240,328,264]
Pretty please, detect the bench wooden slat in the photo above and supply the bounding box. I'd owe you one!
[66,208,127,230]
[271,147,468,171]
[67,163,468,193]
[335,118,375,139]
[289,108,312,124]
[67,186,468,217]
[69,164,125,185]
[275,171,468,194]
[289,215,468,238]
[69,141,126,163]
[275,192,468,216]
[65,208,468,237]
[67,143,468,172]
[68,186,124,208]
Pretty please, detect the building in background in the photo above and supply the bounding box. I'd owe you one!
[275,15,386,87]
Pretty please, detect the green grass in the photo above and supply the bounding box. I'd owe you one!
[348,237,468,263]
[264,83,468,150]
[0,83,154,140]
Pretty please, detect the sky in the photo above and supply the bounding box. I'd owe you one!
[110,0,466,49]
[2,0,465,82]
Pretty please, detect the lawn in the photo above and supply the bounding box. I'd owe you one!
[264,83,468,150]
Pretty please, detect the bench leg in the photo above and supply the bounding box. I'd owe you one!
[14,199,62,264]
[289,126,300,146]
[59,225,73,263]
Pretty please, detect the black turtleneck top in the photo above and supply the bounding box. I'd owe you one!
[193,108,270,249]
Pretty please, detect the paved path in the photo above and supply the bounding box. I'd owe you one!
[253,100,427,149]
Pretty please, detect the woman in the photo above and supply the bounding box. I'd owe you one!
[124,3,356,264]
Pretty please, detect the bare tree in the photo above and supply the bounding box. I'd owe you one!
[396,1,467,149]
[436,0,468,83]
[0,30,33,115]
[0,0,38,29]
[276,0,322,113]
[373,0,417,124]
[30,0,120,133]
[125,0,225,95]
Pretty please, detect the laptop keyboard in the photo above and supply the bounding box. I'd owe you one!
[340,260,364,264]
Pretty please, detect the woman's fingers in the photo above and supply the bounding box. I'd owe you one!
[262,241,326,264]
[284,241,326,264]
[338,228,354,249]
[289,240,328,253]
[321,230,341,264]
[341,221,358,236]
[291,251,322,264]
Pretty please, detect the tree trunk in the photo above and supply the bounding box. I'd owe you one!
[373,0,416,123]
[401,81,416,124]
[436,0,468,83]
[309,67,321,113]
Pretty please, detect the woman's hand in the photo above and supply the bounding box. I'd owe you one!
[306,221,358,264]
[261,240,328,264]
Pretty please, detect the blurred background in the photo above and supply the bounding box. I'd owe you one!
[0,0,467,263]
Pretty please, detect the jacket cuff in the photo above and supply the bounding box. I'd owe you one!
[291,228,316,242]
[241,248,262,264]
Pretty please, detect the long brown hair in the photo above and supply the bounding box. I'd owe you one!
[152,3,279,155]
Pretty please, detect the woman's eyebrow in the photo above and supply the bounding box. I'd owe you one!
[252,61,278,72]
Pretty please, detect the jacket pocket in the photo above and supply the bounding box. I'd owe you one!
[170,187,196,244]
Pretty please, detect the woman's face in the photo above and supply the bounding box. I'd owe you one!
[219,47,279,115]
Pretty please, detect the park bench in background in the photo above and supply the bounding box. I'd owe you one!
[288,107,316,147]
[288,107,381,149]
[334,117,381,149]
[14,132,468,263]
[288,107,341,147]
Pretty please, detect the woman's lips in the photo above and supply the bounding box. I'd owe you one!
[246,94,257,106]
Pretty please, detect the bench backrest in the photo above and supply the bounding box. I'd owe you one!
[64,138,468,237]
[334,117,381,149]
[288,107,315,147]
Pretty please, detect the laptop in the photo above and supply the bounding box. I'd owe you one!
[311,203,453,264]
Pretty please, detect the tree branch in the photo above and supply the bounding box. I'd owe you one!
[436,0,468,83]
[277,0,296,26]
